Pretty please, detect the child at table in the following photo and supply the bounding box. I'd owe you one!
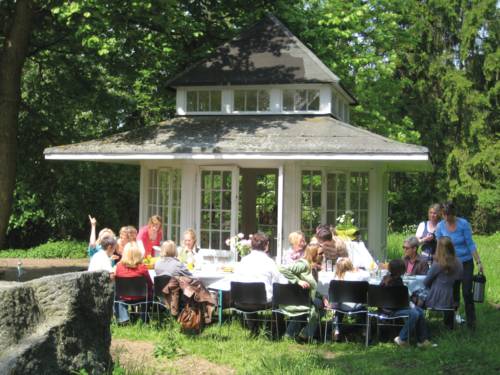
[380,259,434,347]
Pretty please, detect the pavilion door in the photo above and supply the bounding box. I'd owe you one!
[240,168,280,257]
[197,166,239,250]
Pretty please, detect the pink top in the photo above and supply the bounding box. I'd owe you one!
[137,225,162,258]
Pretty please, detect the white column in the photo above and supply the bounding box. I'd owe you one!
[270,88,281,113]
[138,163,150,227]
[368,165,388,260]
[282,162,300,249]
[180,163,197,234]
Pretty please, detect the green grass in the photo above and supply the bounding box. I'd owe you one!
[112,232,500,375]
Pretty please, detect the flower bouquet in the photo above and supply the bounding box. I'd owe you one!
[226,233,252,258]
[335,210,359,241]
[143,255,158,269]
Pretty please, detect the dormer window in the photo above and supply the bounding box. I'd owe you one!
[234,89,270,112]
[186,90,222,112]
[283,89,320,112]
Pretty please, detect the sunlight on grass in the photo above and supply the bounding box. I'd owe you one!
[112,233,500,375]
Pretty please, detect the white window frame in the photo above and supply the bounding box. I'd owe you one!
[186,89,222,113]
[299,168,369,238]
[147,168,182,244]
[282,88,320,112]
[196,166,239,252]
[233,89,271,113]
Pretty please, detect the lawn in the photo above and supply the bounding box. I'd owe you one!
[111,232,500,375]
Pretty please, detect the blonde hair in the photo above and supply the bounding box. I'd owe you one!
[303,244,322,266]
[183,228,197,242]
[97,228,115,244]
[335,257,354,280]
[126,226,137,240]
[160,240,177,258]
[148,215,162,226]
[288,231,304,248]
[120,242,143,268]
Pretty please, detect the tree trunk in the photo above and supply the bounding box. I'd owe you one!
[0,0,35,248]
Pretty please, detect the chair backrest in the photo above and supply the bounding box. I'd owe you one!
[329,280,369,305]
[115,276,148,298]
[153,274,171,299]
[230,282,267,306]
[272,283,310,308]
[367,285,409,309]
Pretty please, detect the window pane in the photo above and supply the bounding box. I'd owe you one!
[202,171,211,189]
[360,193,368,209]
[201,211,210,229]
[200,230,209,248]
[198,91,209,111]
[258,90,270,111]
[327,174,336,191]
[312,192,321,207]
[283,90,294,111]
[212,172,221,190]
[222,191,231,210]
[222,232,231,249]
[202,191,211,209]
[246,90,257,111]
[222,212,231,230]
[295,90,307,111]
[212,212,221,229]
[223,171,231,190]
[234,90,245,111]
[337,192,346,210]
[327,192,335,210]
[212,191,221,209]
[187,91,197,112]
[212,232,221,250]
[210,91,221,112]
[308,90,320,110]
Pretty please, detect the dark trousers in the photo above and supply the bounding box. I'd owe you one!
[454,259,475,327]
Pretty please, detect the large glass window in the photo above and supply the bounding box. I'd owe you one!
[300,170,369,239]
[234,89,270,112]
[283,89,320,111]
[186,90,221,112]
[300,170,322,236]
[200,170,233,250]
[147,169,182,244]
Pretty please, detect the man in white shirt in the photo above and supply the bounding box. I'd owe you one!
[234,232,281,303]
[88,236,116,274]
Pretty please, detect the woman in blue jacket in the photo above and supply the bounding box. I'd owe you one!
[435,202,484,329]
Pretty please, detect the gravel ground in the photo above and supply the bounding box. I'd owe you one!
[0,258,89,282]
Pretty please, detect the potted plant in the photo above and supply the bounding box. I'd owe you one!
[335,210,359,241]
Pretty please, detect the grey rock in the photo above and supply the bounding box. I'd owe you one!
[0,271,114,375]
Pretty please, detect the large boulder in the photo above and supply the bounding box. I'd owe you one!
[0,271,114,374]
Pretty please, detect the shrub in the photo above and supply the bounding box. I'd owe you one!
[0,240,87,259]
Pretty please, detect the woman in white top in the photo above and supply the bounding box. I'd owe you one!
[416,203,441,260]
[331,257,370,341]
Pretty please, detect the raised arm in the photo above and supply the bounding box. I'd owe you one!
[88,215,97,247]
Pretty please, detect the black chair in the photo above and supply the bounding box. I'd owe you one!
[114,276,150,323]
[425,280,459,329]
[152,274,171,320]
[230,282,273,335]
[272,283,320,341]
[324,280,369,345]
[367,284,410,344]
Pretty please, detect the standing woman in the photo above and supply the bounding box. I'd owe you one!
[435,202,484,329]
[137,215,163,258]
[416,203,441,260]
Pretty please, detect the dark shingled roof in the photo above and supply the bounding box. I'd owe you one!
[44,115,428,157]
[167,15,356,102]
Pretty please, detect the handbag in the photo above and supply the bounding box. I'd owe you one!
[177,301,202,332]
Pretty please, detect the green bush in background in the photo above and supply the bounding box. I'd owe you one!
[0,240,87,259]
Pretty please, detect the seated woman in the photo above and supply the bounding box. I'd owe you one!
[282,231,306,265]
[424,236,463,329]
[87,215,115,258]
[154,240,192,277]
[159,239,215,322]
[403,236,429,275]
[178,228,201,267]
[331,257,370,340]
[380,259,433,347]
[114,242,153,324]
[279,244,326,341]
